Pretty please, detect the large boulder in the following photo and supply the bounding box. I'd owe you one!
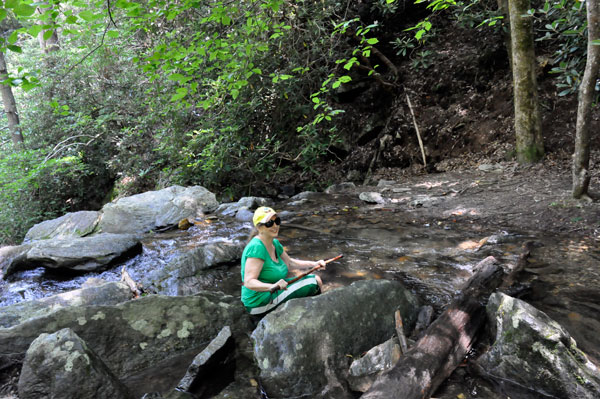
[25,233,141,272]
[99,186,219,234]
[0,292,252,394]
[24,211,100,242]
[476,293,600,399]
[18,328,134,399]
[0,244,30,278]
[143,241,244,295]
[0,280,132,328]
[251,279,420,398]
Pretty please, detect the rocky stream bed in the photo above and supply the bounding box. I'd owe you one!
[1,164,599,399]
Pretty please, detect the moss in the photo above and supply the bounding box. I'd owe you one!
[517,144,544,163]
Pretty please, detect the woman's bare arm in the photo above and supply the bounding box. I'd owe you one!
[244,257,287,291]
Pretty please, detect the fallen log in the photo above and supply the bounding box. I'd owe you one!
[361,256,503,399]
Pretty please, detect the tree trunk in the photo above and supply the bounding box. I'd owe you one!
[37,5,59,54]
[0,51,23,145]
[572,0,600,199]
[361,257,503,399]
[509,0,544,163]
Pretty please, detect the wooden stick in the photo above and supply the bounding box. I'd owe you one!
[269,255,343,293]
[394,309,409,355]
[405,92,427,167]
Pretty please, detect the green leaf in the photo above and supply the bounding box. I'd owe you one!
[107,30,119,38]
[366,38,379,45]
[43,30,55,41]
[168,73,187,82]
[65,15,78,24]
[28,24,43,36]
[7,30,18,44]
[171,87,188,101]
[231,88,239,99]
[14,3,36,17]
[78,10,96,21]
[0,9,6,22]
[7,45,22,53]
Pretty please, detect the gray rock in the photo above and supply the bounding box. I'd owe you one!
[287,198,308,207]
[377,180,396,187]
[216,197,271,217]
[290,191,316,200]
[99,185,218,234]
[325,182,356,194]
[0,293,252,389]
[0,280,132,328]
[144,241,244,295]
[346,170,362,181]
[0,244,30,278]
[478,163,503,172]
[18,328,134,399]
[25,233,141,272]
[251,279,419,398]
[235,207,254,222]
[359,192,385,204]
[177,326,234,393]
[24,211,100,243]
[477,293,600,399]
[348,337,402,392]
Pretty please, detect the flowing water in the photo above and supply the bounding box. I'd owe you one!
[1,191,599,398]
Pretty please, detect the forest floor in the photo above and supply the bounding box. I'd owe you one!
[309,16,600,240]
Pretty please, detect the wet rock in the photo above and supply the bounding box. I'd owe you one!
[377,180,396,187]
[251,279,419,398]
[359,192,385,204]
[0,244,30,278]
[216,197,272,217]
[209,380,260,398]
[24,233,141,272]
[99,185,218,234]
[0,293,252,393]
[325,182,356,194]
[177,326,235,395]
[0,280,132,328]
[144,241,244,295]
[24,211,100,243]
[18,328,134,399]
[290,191,317,200]
[348,337,402,392]
[476,293,600,399]
[234,207,254,222]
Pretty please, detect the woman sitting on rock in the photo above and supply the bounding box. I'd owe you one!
[241,206,326,315]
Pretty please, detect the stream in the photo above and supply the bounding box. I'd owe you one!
[1,190,599,398]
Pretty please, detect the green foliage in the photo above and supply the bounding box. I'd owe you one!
[0,147,89,245]
[535,0,587,96]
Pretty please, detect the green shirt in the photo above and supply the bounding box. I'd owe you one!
[241,237,288,308]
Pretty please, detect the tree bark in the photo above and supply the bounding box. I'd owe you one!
[572,0,600,199]
[361,257,503,399]
[509,0,544,163]
[36,5,59,54]
[0,51,23,145]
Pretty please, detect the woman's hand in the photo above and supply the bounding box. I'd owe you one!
[272,279,288,291]
[314,259,326,270]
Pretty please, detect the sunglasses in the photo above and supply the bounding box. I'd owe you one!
[261,217,281,228]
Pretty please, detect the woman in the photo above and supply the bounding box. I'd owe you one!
[241,206,326,315]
